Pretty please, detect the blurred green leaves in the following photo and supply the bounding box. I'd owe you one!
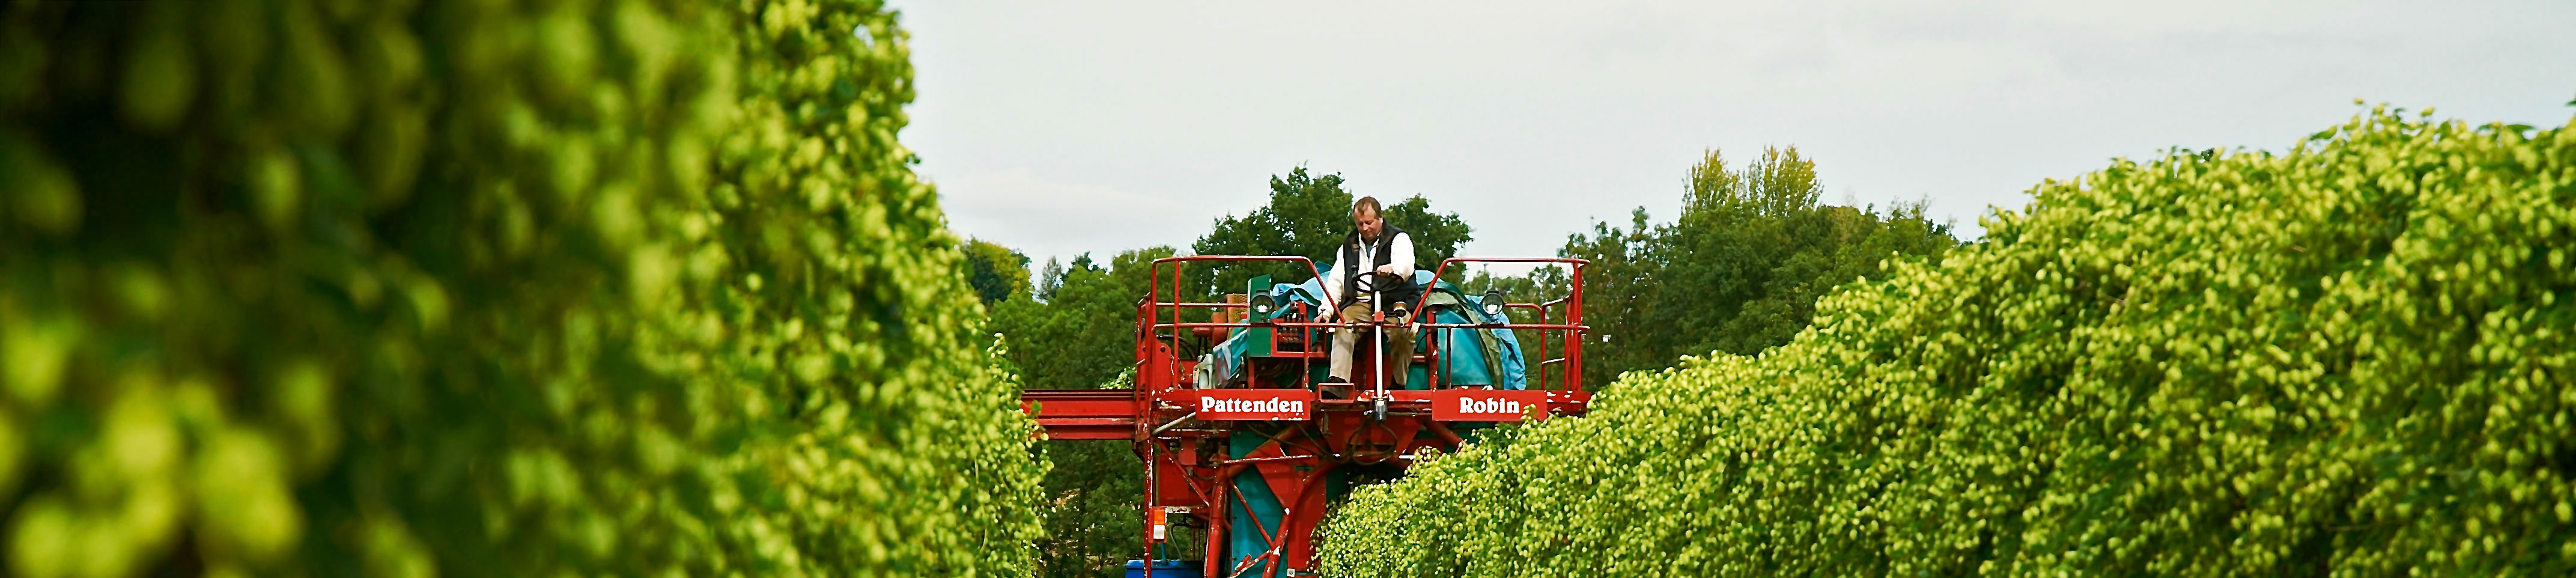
[0,1,1043,577]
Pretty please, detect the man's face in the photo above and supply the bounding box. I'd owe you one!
[1355,210,1382,241]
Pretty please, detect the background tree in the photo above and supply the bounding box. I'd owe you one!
[993,248,1176,392]
[1555,146,1957,385]
[991,248,1192,578]
[1552,208,1663,386]
[964,239,1033,305]
[1034,257,1068,300]
[1192,167,1472,299]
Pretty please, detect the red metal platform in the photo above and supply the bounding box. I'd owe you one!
[1021,256,1591,578]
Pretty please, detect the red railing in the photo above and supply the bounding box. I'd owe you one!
[1137,255,1590,395]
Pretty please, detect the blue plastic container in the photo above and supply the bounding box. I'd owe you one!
[1125,559,1204,577]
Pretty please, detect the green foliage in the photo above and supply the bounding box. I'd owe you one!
[1319,108,2576,576]
[995,247,1177,392]
[965,239,1034,305]
[996,249,1177,577]
[1558,146,1957,385]
[1034,436,1146,578]
[0,1,1043,576]
[997,256,1218,577]
[1194,167,1474,296]
[710,1,1047,574]
[1028,371,1204,578]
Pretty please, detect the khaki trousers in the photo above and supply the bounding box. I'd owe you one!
[1328,302,1413,387]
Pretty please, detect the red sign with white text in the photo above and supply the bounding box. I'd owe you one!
[1173,389,1316,421]
[1426,389,1549,421]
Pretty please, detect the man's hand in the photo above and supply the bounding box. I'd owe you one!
[1373,264,1397,275]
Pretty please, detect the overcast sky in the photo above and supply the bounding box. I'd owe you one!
[892,0,2575,273]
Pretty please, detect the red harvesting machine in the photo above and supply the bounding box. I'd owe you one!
[1021,256,1593,578]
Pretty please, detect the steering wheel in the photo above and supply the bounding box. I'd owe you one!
[1355,270,1407,293]
[1322,271,1413,322]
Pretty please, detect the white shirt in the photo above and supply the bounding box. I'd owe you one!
[1322,231,1415,304]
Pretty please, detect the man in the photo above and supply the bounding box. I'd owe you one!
[1317,196,1417,394]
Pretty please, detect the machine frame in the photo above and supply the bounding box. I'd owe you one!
[1022,255,1592,578]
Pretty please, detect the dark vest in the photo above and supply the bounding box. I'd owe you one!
[1338,224,1414,308]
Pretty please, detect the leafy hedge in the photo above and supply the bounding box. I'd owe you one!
[1318,108,2576,577]
[0,1,1041,576]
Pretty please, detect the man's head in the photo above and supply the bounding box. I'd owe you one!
[1352,196,1384,242]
